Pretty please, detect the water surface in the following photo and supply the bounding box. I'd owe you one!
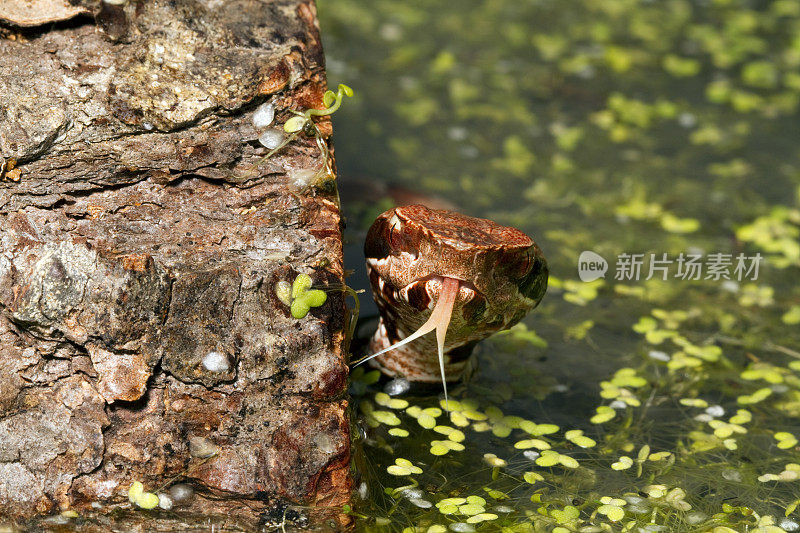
[319,1,800,530]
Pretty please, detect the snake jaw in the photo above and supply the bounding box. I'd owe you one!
[399,275,478,311]
[356,275,462,409]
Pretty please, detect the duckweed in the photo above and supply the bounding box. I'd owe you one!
[611,456,633,470]
[514,439,551,451]
[738,387,773,405]
[597,496,626,522]
[127,482,143,503]
[429,440,464,456]
[417,414,437,429]
[774,432,798,449]
[535,450,578,469]
[564,430,596,448]
[680,398,709,408]
[448,411,469,428]
[519,421,559,436]
[482,453,507,468]
[590,406,616,424]
[436,498,465,515]
[783,306,800,325]
[708,420,747,439]
[372,410,401,426]
[465,513,497,523]
[375,392,410,409]
[387,458,423,476]
[433,426,465,442]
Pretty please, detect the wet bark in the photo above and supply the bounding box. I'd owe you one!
[0,0,351,529]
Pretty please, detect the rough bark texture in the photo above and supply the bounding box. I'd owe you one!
[0,0,351,530]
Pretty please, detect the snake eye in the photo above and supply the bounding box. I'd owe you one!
[389,222,417,255]
[389,222,403,249]
[383,217,419,259]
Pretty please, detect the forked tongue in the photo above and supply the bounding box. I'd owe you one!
[356,276,460,410]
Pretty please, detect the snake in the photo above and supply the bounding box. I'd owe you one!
[357,204,548,404]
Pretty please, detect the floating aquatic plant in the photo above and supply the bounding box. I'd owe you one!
[386,458,423,477]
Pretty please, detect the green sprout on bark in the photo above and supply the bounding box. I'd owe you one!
[128,482,159,510]
[276,274,328,319]
[259,83,354,185]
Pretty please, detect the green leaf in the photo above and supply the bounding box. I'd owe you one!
[458,503,485,515]
[590,406,616,424]
[362,370,381,385]
[292,273,313,298]
[637,444,651,462]
[417,413,436,429]
[783,305,800,325]
[135,492,159,510]
[535,450,560,467]
[275,281,292,306]
[483,487,509,500]
[304,289,327,307]
[128,482,144,503]
[598,504,624,522]
[466,513,498,523]
[323,90,336,108]
[611,456,633,470]
[284,116,307,133]
[633,316,658,333]
[372,410,401,426]
[523,471,544,484]
[339,83,354,97]
[290,299,311,319]
[430,443,451,455]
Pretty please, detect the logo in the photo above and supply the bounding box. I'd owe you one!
[578,250,608,282]
[576,251,762,282]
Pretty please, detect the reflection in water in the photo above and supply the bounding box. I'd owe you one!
[320,0,800,530]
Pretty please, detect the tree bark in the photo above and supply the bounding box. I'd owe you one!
[0,0,351,529]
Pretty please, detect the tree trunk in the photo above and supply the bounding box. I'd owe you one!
[0,0,351,529]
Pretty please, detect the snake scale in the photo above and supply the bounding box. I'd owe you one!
[358,204,548,402]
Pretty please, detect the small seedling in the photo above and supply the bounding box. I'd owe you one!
[258,83,354,186]
[277,273,328,318]
[128,481,159,510]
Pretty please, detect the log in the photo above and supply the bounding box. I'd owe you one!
[0,0,351,529]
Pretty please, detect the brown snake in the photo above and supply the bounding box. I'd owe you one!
[357,205,548,403]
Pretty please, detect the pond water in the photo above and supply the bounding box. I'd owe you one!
[319,0,800,531]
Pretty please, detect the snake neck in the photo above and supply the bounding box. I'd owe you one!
[367,318,474,382]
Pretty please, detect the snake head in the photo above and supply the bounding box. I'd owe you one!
[365,204,548,335]
[361,205,548,399]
